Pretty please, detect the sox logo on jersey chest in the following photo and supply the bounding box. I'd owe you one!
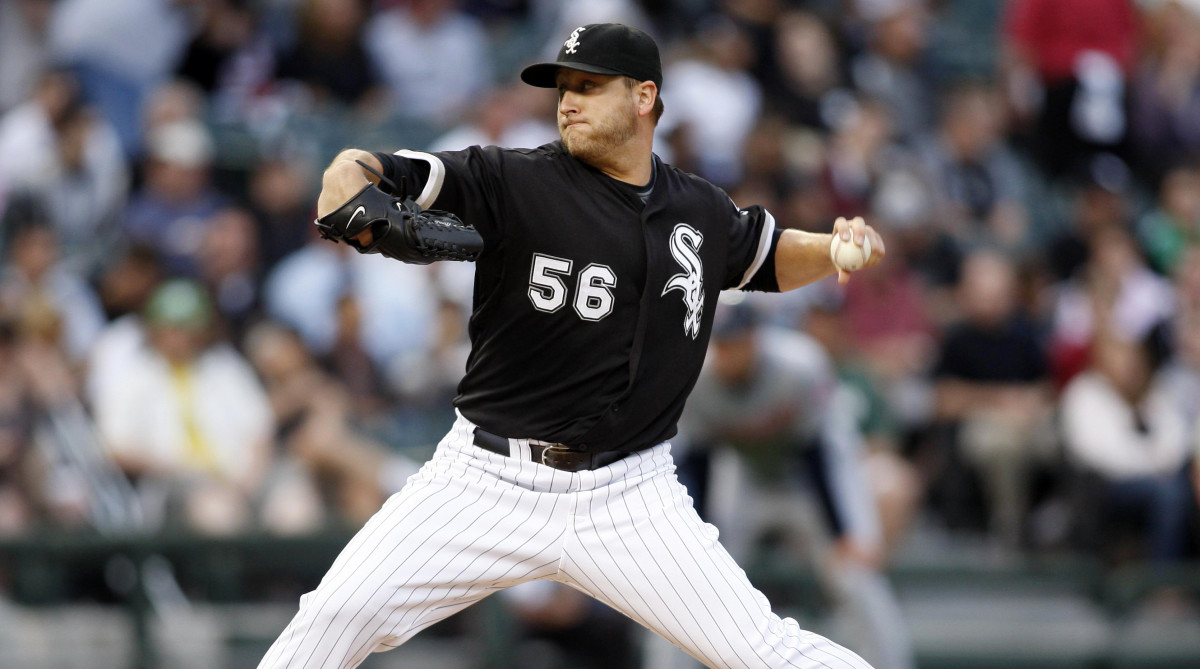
[662,223,704,339]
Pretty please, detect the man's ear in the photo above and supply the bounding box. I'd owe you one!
[637,82,657,117]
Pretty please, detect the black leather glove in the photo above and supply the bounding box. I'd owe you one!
[314,183,483,264]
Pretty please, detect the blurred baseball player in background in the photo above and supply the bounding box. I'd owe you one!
[676,300,913,669]
[259,23,884,669]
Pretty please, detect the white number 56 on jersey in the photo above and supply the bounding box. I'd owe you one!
[528,253,617,321]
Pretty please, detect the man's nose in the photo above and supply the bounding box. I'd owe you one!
[558,92,579,115]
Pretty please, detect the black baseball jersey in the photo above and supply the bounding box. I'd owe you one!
[374,141,782,453]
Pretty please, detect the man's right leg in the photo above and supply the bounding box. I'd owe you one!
[258,419,569,669]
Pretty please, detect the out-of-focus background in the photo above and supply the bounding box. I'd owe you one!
[2,0,1200,667]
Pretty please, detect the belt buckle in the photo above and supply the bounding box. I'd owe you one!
[540,443,568,467]
[540,443,585,471]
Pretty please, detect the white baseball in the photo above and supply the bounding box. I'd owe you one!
[830,233,872,272]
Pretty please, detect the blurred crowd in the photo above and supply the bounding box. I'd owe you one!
[1,0,1199,623]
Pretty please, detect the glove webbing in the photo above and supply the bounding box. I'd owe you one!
[396,199,484,262]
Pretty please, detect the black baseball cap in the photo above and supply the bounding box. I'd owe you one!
[520,23,662,90]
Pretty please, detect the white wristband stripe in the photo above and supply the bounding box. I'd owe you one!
[394,149,446,208]
[736,210,777,289]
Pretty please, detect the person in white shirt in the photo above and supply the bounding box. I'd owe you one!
[364,0,492,123]
[93,279,274,534]
[657,17,762,187]
[1060,326,1193,562]
[0,71,127,274]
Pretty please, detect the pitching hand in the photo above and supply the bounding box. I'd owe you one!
[832,216,885,284]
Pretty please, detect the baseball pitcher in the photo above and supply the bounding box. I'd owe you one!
[259,23,884,669]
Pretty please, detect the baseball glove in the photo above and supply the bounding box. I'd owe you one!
[315,177,483,265]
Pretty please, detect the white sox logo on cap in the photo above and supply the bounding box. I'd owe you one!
[564,26,585,54]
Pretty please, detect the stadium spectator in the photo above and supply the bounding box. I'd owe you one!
[325,294,395,420]
[426,82,558,153]
[819,96,898,220]
[175,0,276,121]
[1043,152,1135,284]
[1129,0,1200,186]
[732,116,796,218]
[141,78,208,137]
[0,0,54,113]
[0,308,102,535]
[242,321,418,530]
[929,249,1055,544]
[849,0,936,142]
[122,119,228,277]
[93,279,274,535]
[197,207,262,338]
[1164,246,1200,431]
[1176,243,1200,317]
[87,244,164,407]
[274,0,384,110]
[263,231,443,430]
[1002,0,1139,178]
[866,160,955,289]
[658,17,762,187]
[838,247,939,433]
[1136,164,1200,275]
[1061,326,1194,564]
[365,0,492,123]
[0,69,127,273]
[248,158,318,272]
[1049,223,1175,389]
[1162,308,1200,444]
[762,10,849,132]
[0,319,40,535]
[47,0,195,155]
[0,203,106,365]
[914,81,1030,251]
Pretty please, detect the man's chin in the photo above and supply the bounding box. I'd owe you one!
[562,134,596,161]
[560,125,584,144]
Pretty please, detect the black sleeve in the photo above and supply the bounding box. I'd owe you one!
[741,229,783,292]
[723,201,780,292]
[798,441,846,537]
[373,146,508,246]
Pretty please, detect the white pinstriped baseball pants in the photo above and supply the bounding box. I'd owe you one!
[258,412,874,669]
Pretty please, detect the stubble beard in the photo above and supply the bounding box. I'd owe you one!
[560,103,638,166]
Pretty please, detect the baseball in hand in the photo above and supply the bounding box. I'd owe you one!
[830,233,872,272]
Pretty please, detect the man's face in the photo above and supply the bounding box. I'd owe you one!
[555,70,639,164]
[151,325,206,366]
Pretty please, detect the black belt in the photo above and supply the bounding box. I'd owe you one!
[472,427,630,472]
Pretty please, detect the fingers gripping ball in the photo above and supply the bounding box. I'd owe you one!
[830,233,872,272]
